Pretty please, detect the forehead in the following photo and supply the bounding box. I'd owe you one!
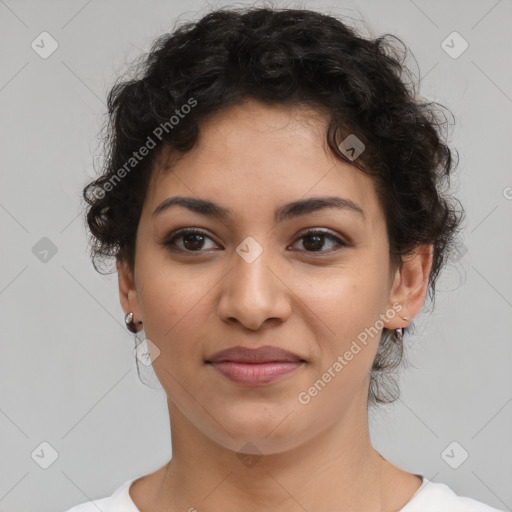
[145,100,383,227]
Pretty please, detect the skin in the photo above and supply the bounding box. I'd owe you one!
[117,99,433,512]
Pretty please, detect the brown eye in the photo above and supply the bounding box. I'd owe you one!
[291,229,349,253]
[163,228,220,253]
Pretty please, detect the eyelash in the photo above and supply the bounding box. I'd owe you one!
[161,228,350,256]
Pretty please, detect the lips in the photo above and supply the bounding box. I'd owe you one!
[206,345,305,364]
[206,345,306,386]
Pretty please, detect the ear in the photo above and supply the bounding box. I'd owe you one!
[117,258,142,322]
[384,244,434,330]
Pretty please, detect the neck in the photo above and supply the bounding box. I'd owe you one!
[153,398,385,512]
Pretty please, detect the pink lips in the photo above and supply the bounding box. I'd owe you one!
[206,345,305,386]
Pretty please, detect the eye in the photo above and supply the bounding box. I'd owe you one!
[290,229,350,254]
[161,228,350,256]
[162,228,220,254]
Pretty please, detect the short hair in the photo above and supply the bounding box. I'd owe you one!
[82,5,464,407]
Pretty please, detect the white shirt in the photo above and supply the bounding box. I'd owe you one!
[63,474,507,512]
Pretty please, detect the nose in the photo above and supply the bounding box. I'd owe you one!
[216,248,292,331]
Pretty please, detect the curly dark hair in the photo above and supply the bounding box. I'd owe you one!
[82,5,465,407]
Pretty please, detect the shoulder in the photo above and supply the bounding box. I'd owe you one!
[62,478,140,512]
[402,478,507,512]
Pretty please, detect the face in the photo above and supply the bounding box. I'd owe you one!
[118,100,421,456]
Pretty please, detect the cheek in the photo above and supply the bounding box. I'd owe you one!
[135,262,215,362]
[292,273,387,416]
[294,260,390,339]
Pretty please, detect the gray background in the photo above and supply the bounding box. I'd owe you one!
[0,0,511,511]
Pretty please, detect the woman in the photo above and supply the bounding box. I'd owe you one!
[65,5,505,512]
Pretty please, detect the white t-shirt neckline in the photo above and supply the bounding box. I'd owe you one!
[77,472,505,512]
[110,473,428,511]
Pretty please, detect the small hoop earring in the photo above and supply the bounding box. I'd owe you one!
[125,311,143,333]
[394,314,409,341]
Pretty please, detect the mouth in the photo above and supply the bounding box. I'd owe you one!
[205,345,306,386]
[206,345,305,364]
[207,360,305,386]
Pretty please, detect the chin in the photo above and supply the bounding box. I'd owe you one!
[209,415,312,457]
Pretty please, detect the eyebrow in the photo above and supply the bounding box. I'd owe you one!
[152,195,365,223]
